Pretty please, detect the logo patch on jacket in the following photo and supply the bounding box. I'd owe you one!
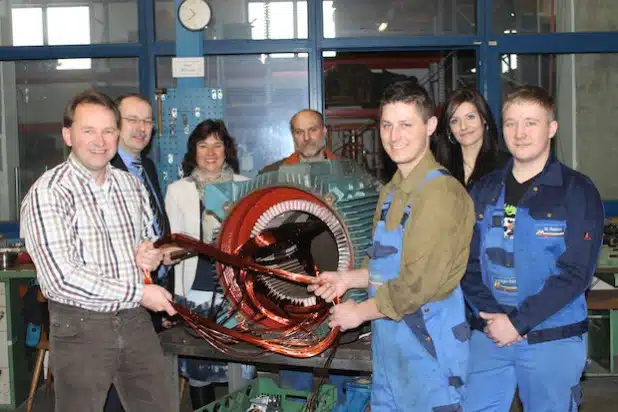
[535,224,565,237]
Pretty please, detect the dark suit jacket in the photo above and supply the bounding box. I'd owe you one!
[110,153,174,294]
[103,154,174,412]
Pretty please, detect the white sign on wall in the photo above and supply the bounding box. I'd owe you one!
[172,57,205,78]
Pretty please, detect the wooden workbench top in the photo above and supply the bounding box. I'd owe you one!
[159,326,372,374]
[587,289,618,310]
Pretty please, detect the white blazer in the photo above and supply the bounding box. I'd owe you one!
[165,174,249,297]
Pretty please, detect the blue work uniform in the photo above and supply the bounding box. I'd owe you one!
[368,169,469,412]
[462,158,604,411]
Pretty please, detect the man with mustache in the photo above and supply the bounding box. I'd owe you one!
[259,109,347,396]
[260,109,336,173]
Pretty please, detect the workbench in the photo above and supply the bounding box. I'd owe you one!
[160,275,618,406]
[0,265,36,410]
[586,266,618,376]
[159,326,371,412]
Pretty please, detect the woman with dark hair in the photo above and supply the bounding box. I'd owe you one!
[164,119,253,408]
[180,119,241,177]
[432,88,509,188]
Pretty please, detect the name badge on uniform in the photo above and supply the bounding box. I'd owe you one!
[535,223,565,237]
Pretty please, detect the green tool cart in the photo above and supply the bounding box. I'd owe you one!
[0,265,36,409]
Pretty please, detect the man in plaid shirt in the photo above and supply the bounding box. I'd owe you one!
[21,89,176,411]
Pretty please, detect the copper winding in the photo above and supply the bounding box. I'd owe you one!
[161,234,317,284]
[151,233,341,358]
[213,187,355,344]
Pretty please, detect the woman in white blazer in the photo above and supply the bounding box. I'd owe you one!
[165,119,252,408]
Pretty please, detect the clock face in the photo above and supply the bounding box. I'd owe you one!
[178,0,211,31]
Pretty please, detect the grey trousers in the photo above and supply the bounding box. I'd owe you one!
[48,302,174,412]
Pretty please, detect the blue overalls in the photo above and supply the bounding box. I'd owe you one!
[368,169,469,412]
[464,183,591,412]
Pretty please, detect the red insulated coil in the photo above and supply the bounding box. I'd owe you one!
[154,186,351,357]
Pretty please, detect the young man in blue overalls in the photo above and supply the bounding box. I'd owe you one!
[462,85,605,411]
[309,81,475,411]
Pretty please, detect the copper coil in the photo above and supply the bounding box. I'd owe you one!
[149,185,353,358]
[153,232,341,358]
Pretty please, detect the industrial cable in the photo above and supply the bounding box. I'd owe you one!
[306,327,342,412]
[152,233,342,358]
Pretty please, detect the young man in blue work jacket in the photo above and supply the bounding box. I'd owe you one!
[309,81,475,411]
[462,85,605,411]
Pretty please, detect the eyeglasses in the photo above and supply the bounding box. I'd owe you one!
[122,117,154,127]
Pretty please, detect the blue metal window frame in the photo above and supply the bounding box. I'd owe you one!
[484,0,618,210]
[0,1,494,111]
[155,0,485,111]
[0,1,615,107]
[0,0,616,206]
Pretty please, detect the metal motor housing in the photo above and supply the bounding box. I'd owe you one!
[204,159,380,334]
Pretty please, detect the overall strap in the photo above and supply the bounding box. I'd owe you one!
[419,169,450,190]
[379,191,394,221]
[400,169,451,227]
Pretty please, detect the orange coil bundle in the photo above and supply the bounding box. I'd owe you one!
[150,229,339,358]
[151,186,350,358]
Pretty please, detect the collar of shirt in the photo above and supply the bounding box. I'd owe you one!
[282,148,337,165]
[88,173,112,191]
[498,154,563,188]
[390,150,445,194]
[117,147,140,174]
[67,152,112,187]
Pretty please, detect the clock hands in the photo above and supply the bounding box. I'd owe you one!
[179,0,210,30]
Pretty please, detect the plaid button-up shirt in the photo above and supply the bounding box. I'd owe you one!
[20,153,157,312]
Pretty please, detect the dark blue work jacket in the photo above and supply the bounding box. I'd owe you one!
[462,157,605,344]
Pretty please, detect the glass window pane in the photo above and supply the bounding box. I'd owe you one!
[57,58,92,71]
[155,0,308,41]
[47,7,91,45]
[4,1,138,45]
[297,1,308,38]
[501,53,618,199]
[324,0,476,38]
[2,58,139,210]
[324,50,477,108]
[494,0,618,34]
[11,8,44,46]
[155,1,176,41]
[156,54,309,175]
[324,50,476,180]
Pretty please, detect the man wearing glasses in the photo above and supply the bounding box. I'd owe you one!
[106,93,174,412]
[111,92,174,307]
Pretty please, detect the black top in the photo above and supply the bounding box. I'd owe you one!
[466,150,512,189]
[505,170,536,209]
[503,170,537,240]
